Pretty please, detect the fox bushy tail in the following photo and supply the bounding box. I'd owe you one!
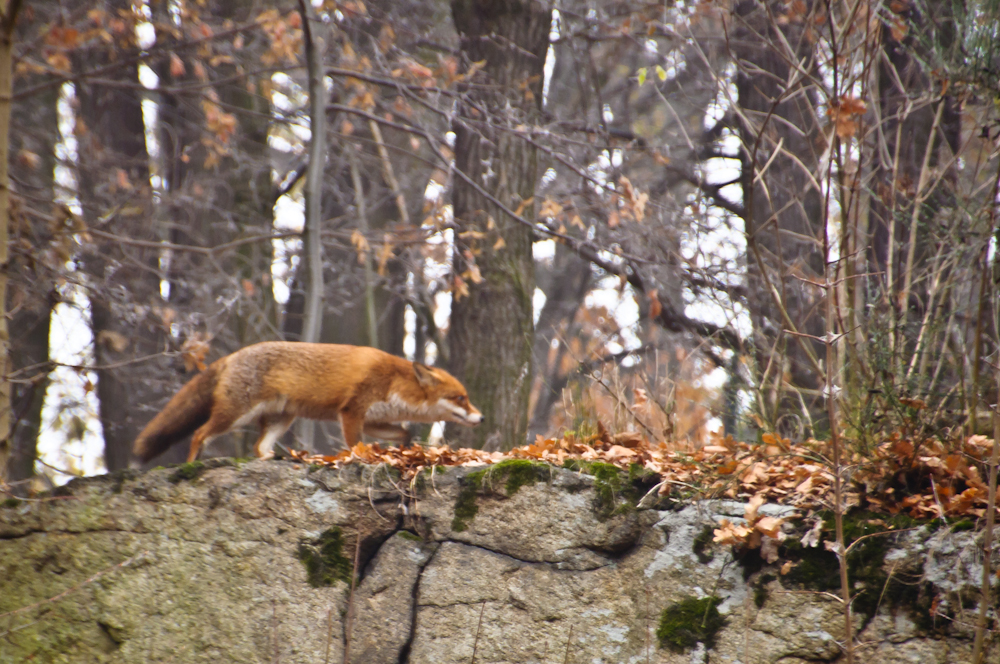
[133,365,218,463]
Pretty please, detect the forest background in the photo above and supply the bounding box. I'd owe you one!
[0,0,998,491]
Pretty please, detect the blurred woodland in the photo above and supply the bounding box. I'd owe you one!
[0,0,999,489]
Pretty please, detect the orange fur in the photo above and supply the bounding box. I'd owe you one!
[132,342,483,463]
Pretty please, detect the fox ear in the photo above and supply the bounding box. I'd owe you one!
[413,363,440,389]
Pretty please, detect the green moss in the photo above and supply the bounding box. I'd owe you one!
[397,530,423,542]
[657,596,726,652]
[563,460,649,518]
[588,461,624,509]
[753,574,775,608]
[781,511,941,629]
[106,468,138,494]
[297,527,352,587]
[451,460,551,532]
[308,464,323,473]
[950,519,975,532]
[169,461,206,483]
[692,525,715,564]
[452,472,483,533]
[2,497,19,508]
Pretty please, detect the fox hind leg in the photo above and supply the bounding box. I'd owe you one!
[254,414,295,460]
[187,413,236,462]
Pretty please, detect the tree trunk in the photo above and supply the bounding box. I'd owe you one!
[446,0,549,450]
[0,0,23,482]
[7,2,58,487]
[868,1,960,391]
[732,0,826,433]
[73,3,162,471]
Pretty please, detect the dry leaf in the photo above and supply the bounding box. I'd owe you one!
[97,330,129,353]
[181,334,212,372]
[351,229,370,263]
[170,52,186,78]
[648,290,662,320]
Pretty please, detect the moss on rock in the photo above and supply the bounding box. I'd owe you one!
[692,525,715,564]
[397,530,423,542]
[657,596,726,652]
[753,573,775,608]
[169,461,207,483]
[780,511,941,629]
[297,527,352,587]
[451,460,551,532]
[562,460,663,518]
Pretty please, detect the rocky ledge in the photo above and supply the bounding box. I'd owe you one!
[1,458,997,663]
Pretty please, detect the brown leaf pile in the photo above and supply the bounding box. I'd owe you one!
[714,493,787,563]
[289,429,1000,520]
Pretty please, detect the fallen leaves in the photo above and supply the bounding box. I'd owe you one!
[290,427,1000,523]
[714,493,787,562]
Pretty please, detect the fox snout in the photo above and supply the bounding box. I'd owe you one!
[440,397,483,427]
[462,407,484,427]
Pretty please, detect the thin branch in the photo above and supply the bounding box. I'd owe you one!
[0,550,149,623]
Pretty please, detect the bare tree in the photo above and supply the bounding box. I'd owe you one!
[446,0,551,450]
[0,0,23,483]
[72,0,162,472]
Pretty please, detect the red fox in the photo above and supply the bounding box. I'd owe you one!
[132,341,483,463]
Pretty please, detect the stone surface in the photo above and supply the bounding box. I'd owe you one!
[1,459,997,663]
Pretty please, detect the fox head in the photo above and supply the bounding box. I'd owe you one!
[413,363,483,427]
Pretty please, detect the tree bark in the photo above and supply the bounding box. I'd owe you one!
[298,0,327,347]
[73,2,161,471]
[732,0,826,431]
[7,0,58,487]
[869,1,960,390]
[446,0,549,450]
[0,0,23,483]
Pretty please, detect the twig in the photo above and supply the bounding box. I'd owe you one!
[470,600,487,664]
[349,149,379,349]
[324,604,334,664]
[368,119,410,225]
[271,600,280,664]
[817,4,852,661]
[645,587,652,664]
[897,96,947,377]
[342,531,362,664]
[972,368,1000,662]
[0,550,148,621]
[929,476,949,525]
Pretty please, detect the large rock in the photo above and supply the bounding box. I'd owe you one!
[1,458,996,663]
